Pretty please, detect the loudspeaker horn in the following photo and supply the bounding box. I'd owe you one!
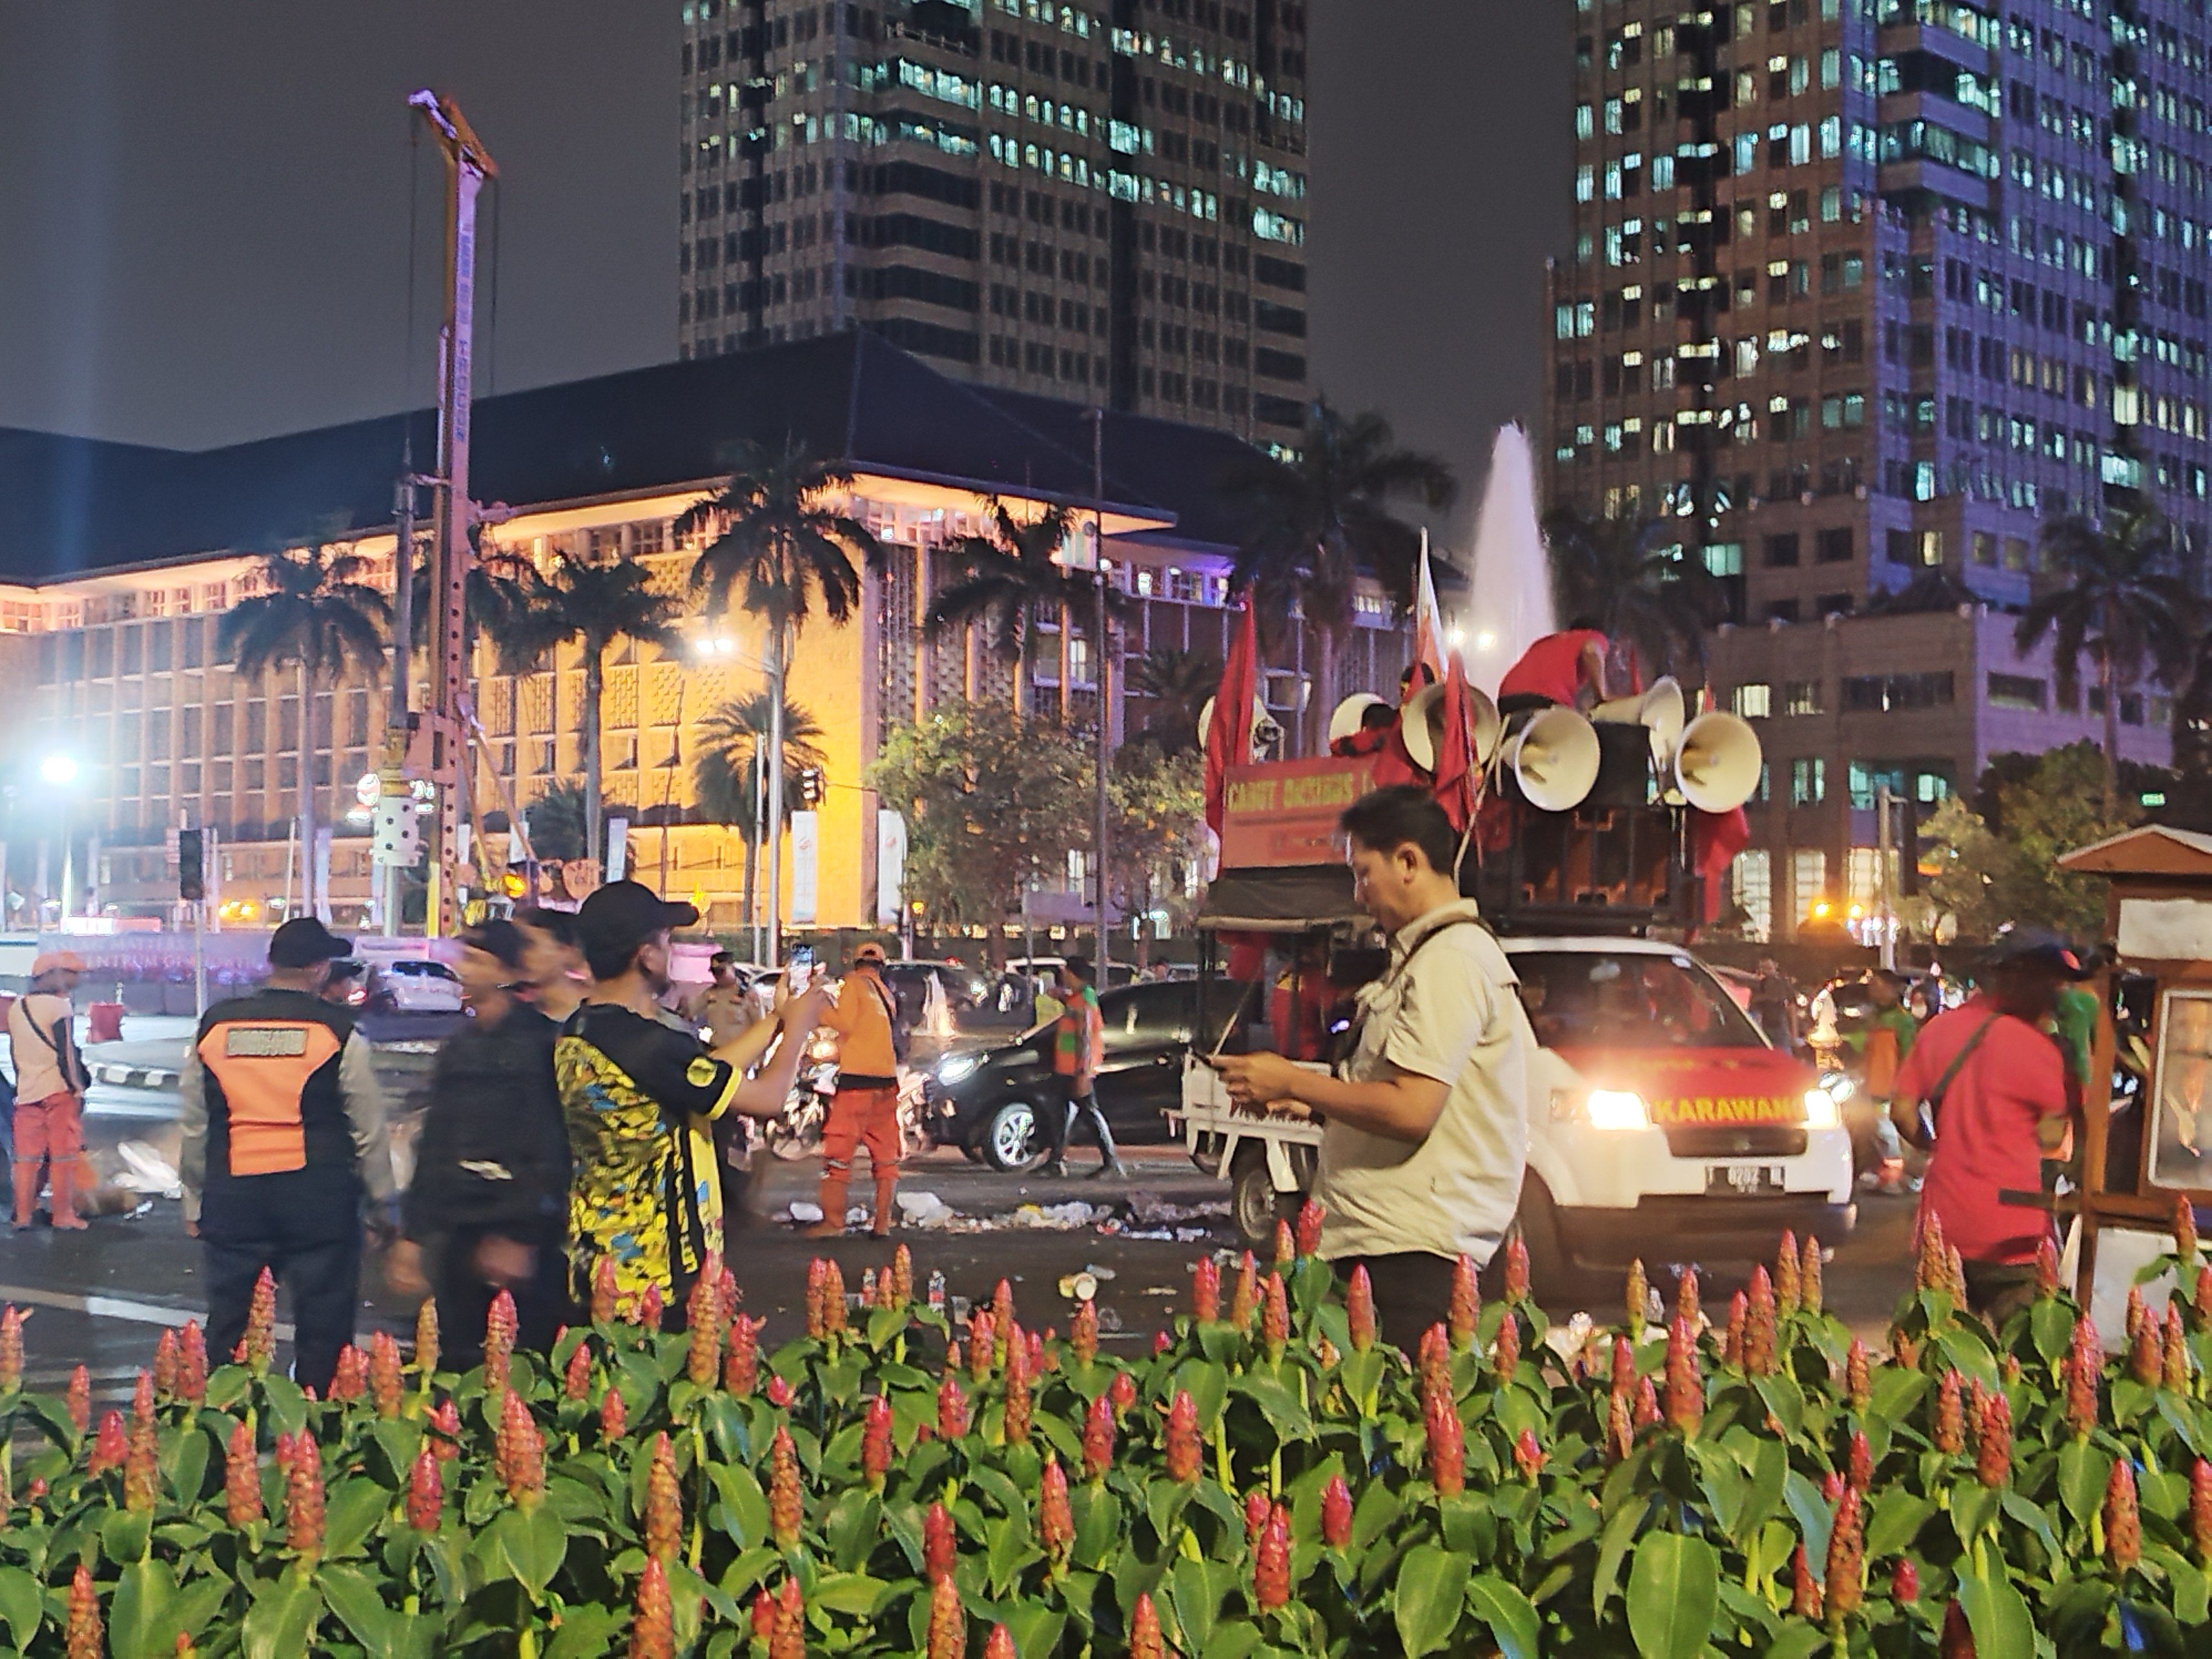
[1672,711,1764,813]
[1197,695,1279,761]
[1400,681,1503,773]
[1328,693,1386,748]
[1591,674,1687,767]
[1501,706,1602,812]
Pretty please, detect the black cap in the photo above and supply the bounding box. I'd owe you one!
[269,917,352,969]
[576,880,700,963]
[461,919,529,972]
[1985,924,2089,978]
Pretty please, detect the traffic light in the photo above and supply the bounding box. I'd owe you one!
[178,829,205,902]
[799,768,826,807]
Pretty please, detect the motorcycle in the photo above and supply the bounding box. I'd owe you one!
[761,1029,931,1161]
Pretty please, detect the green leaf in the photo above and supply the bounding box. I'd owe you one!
[1781,1472,1833,1569]
[807,1572,889,1615]
[108,1558,181,1659]
[546,1604,620,1659]
[1738,1437,1790,1543]
[2057,1438,2110,1527]
[1236,1374,1313,1439]
[1754,1372,1805,1440]
[325,1477,389,1560]
[1864,1490,1935,1561]
[1957,1557,2035,1659]
[242,1577,322,1659]
[1350,1478,1401,1553]
[1626,1532,1720,1659]
[0,1566,43,1652]
[101,1506,153,1567]
[1168,1554,1227,1653]
[1465,1573,1540,1659]
[1592,1498,1647,1618]
[998,1601,1067,1659]
[1948,1477,1999,1548]
[319,1563,404,1659]
[1762,1624,1829,1659]
[1869,1367,1926,1425]
[2030,1298,2075,1365]
[494,1504,569,1598]
[711,1461,770,1549]
[1392,1545,1470,1658]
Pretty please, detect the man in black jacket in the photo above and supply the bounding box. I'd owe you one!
[389,921,573,1365]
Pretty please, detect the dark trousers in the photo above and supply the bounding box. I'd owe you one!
[432,1225,571,1372]
[1332,1251,1462,1353]
[204,1223,362,1395]
[1042,1076,1117,1166]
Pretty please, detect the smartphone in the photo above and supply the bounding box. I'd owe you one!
[786,947,817,997]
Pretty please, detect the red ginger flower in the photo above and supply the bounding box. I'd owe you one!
[1131,1592,1167,1659]
[1846,1339,1871,1413]
[862,1395,894,1486]
[1915,1212,1949,1292]
[66,1564,101,1659]
[631,1558,674,1659]
[1975,1390,2012,1488]
[926,1577,964,1659]
[369,1331,404,1418]
[1493,1313,1520,1378]
[1165,1390,1201,1481]
[2199,1265,2212,1324]
[1775,1229,1801,1313]
[1514,1426,1546,1482]
[1890,1326,1918,1369]
[2127,1285,2147,1342]
[124,1378,159,1512]
[590,1255,618,1326]
[1243,1486,1271,1550]
[724,1315,760,1397]
[331,1344,367,1403]
[90,1411,126,1474]
[2132,1313,2162,1387]
[152,1329,179,1400]
[804,1258,827,1339]
[1790,1544,1822,1618]
[1026,1326,1045,1375]
[1663,1317,1702,1433]
[1634,1375,1661,1430]
[938,1371,970,1439]
[407,1446,442,1531]
[1826,1487,1865,1619]
[1071,1298,1099,1365]
[748,1588,774,1641]
[286,1433,326,1558]
[924,1500,958,1585]
[1425,1384,1465,1497]
[2179,1196,2200,1262]
[639,1282,664,1329]
[1295,1198,1324,1256]
[1610,1333,1635,1400]
[415,1298,440,1382]
[768,1580,805,1659]
[1608,1387,1634,1462]
[244,1267,278,1371]
[983,1625,1016,1659]
[2107,1457,2142,1570]
[2165,1302,2192,1392]
[601,1383,628,1443]
[1625,1259,1649,1341]
[429,1398,462,1458]
[968,1310,995,1381]
[2192,1459,2212,1564]
[1272,1218,1295,1267]
[483,1288,518,1396]
[1322,1474,1353,1547]
[2067,1318,2102,1437]
[1082,1392,1115,1481]
[497,1389,545,1504]
[889,1243,914,1308]
[1503,1235,1530,1303]
[1848,1428,1873,1493]
[564,1341,591,1401]
[177,1321,208,1404]
[646,1432,684,1564]
[1676,1265,1700,1326]
[2036,1235,2062,1298]
[66,1365,91,1433]
[1933,1369,1964,1454]
[1449,1254,1480,1350]
[1004,1326,1034,1445]
[1346,1265,1376,1352]
[1109,1370,1137,1421]
[1744,1265,1777,1376]
[1041,1455,1074,1564]
[1941,1601,1974,1658]
[767,1425,802,1547]
[765,1372,794,1408]
[1192,1255,1221,1322]
[1253,1501,1291,1610]
[1721,1292,1746,1370]
[225,1418,261,1525]
[1261,1272,1290,1358]
[1417,1323,1450,1398]
[686,1267,724,1386]
[1892,1558,1920,1604]
[821,1260,848,1337]
[1801,1234,1824,1314]
[1230,1252,1258,1329]
[1821,1470,1844,1503]
[991,1279,1015,1358]
[0,1306,19,1395]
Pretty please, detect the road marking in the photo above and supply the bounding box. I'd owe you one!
[0,1281,295,1343]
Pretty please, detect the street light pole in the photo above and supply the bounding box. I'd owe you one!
[765,625,786,965]
[1090,408,1112,977]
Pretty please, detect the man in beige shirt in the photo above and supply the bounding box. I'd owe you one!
[1214,786,1534,1345]
[9,950,90,1229]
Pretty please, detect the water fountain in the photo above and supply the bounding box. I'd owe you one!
[1459,424,1555,696]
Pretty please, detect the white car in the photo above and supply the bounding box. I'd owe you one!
[373,958,465,1014]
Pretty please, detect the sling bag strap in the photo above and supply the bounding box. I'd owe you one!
[1907,1013,2000,1151]
[18,999,86,1095]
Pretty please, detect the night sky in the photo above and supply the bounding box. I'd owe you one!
[0,2,1568,540]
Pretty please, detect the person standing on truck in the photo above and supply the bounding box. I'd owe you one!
[804,943,907,1238]
[1212,786,1535,1346]
[1496,617,1613,713]
[9,951,89,1230]
[1888,925,2083,1324]
[176,919,394,1392]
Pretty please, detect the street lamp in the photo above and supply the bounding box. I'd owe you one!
[39,755,82,919]
[39,755,79,786]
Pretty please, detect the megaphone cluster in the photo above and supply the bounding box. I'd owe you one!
[1197,695,1284,762]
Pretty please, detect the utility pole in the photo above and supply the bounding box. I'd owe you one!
[1876,782,1898,972]
[1090,409,1112,977]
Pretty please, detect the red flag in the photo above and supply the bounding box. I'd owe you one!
[1405,537,1446,700]
[1432,650,1481,832]
[1204,598,1259,836]
[1688,806,1752,923]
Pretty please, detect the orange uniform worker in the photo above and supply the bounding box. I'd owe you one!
[1497,617,1613,711]
[805,943,906,1238]
[9,951,90,1230]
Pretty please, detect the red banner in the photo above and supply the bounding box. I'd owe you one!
[1219,757,1379,868]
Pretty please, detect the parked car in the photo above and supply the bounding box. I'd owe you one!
[925,978,1251,1169]
[371,958,465,1014]
[881,959,992,1025]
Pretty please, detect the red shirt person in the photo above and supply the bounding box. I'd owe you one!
[1497,618,1612,710]
[1888,926,2084,1322]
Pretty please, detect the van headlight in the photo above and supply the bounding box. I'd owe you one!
[1584,1090,1651,1131]
[937,1053,980,1085]
[1803,1088,1841,1129]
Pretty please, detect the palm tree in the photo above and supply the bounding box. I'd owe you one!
[499,551,684,869]
[1125,644,1220,754]
[674,439,883,956]
[218,529,390,918]
[693,693,825,953]
[2017,505,2200,817]
[1220,399,1455,751]
[524,779,591,863]
[926,499,1115,716]
[1540,507,1728,685]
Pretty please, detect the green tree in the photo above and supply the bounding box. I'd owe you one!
[217,528,390,916]
[676,439,882,946]
[1125,645,1220,755]
[693,693,825,945]
[524,778,591,863]
[2016,505,2198,818]
[1103,742,1207,964]
[1923,742,2138,942]
[925,500,1107,716]
[1222,399,1454,750]
[1540,507,1728,684]
[868,702,1089,957]
[500,551,684,869]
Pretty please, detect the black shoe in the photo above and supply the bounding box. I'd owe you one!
[1089,1159,1129,1180]
[1041,1160,1070,1178]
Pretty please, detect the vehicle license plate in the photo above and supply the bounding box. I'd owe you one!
[1705,1164,1783,1196]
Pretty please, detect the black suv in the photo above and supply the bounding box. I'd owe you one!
[924,979,1250,1170]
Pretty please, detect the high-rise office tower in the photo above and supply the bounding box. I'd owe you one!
[1546,0,2211,938]
[679,0,1314,447]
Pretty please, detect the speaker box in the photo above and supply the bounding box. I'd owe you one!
[1587,723,1655,809]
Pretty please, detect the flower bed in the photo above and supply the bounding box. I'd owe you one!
[2,1202,2209,1656]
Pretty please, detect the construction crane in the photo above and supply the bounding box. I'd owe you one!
[375,91,496,937]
